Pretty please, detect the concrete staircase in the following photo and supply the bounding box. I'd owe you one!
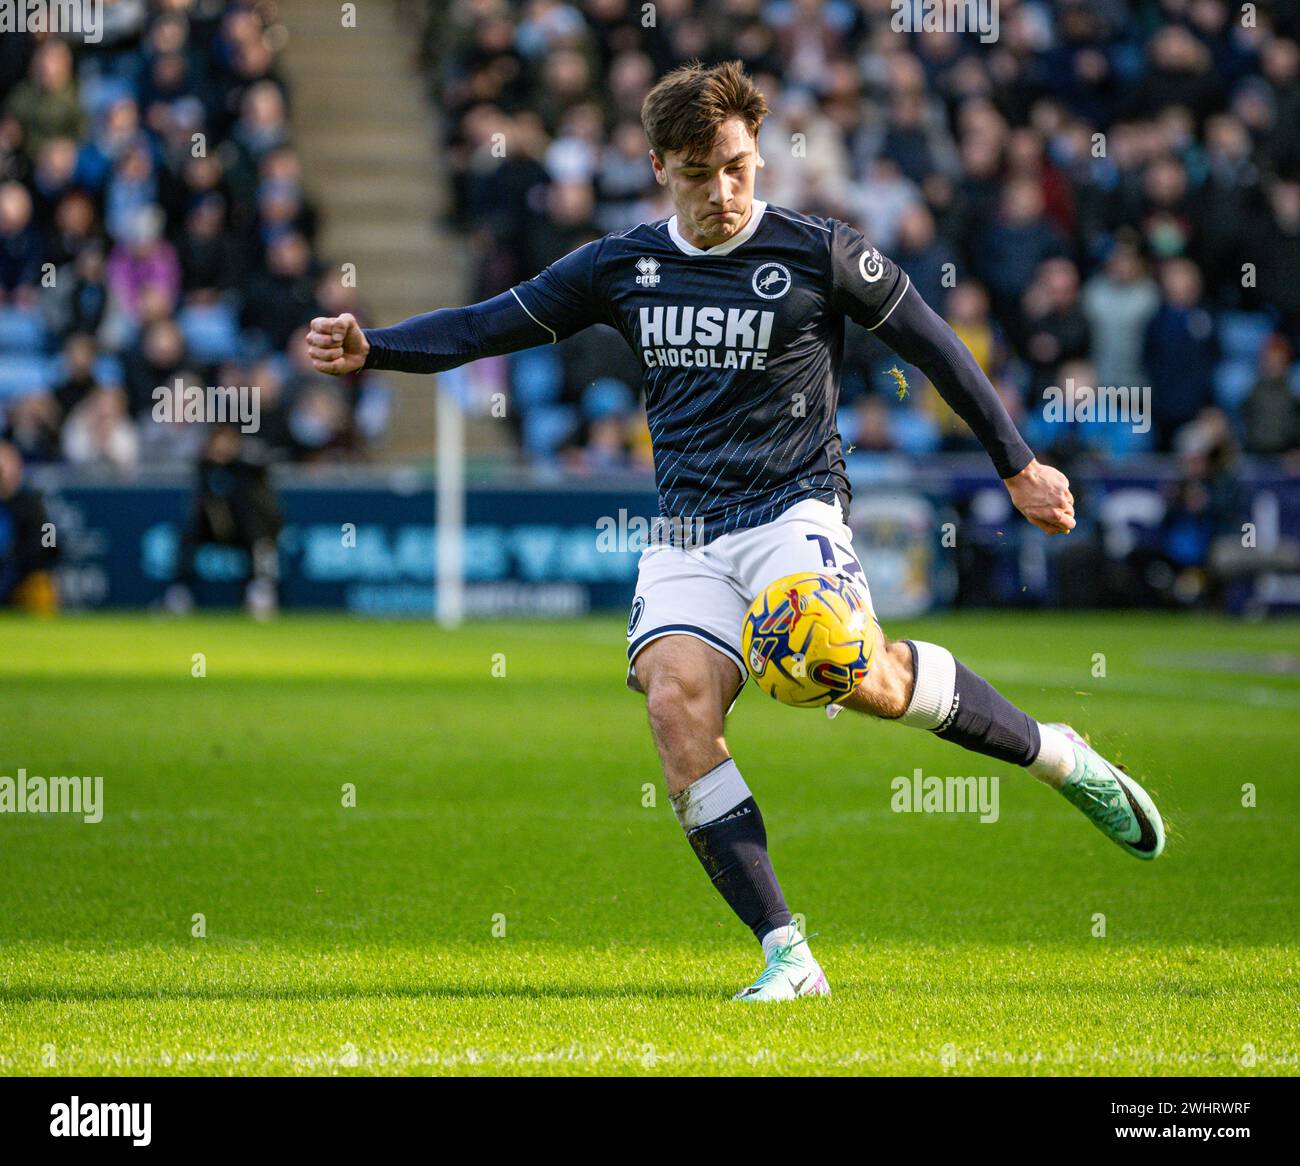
[277,0,488,460]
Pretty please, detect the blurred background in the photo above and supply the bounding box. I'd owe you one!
[1,0,1298,621]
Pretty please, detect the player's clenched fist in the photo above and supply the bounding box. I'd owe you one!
[1003,458,1076,535]
[306,313,369,375]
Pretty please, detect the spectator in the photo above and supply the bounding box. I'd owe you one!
[104,139,160,244]
[0,180,41,302]
[1248,177,1300,339]
[757,88,851,215]
[3,39,86,162]
[0,440,58,611]
[240,232,320,352]
[52,332,101,418]
[123,316,187,419]
[44,187,99,271]
[1144,258,1218,451]
[64,241,110,337]
[1242,334,1300,455]
[0,2,384,477]
[106,204,181,319]
[1081,234,1160,390]
[31,137,81,235]
[167,424,283,618]
[1136,154,1194,260]
[177,193,241,293]
[1017,257,1091,396]
[849,156,919,253]
[2,393,61,464]
[893,203,957,312]
[1127,24,1223,125]
[61,386,139,473]
[976,178,1066,316]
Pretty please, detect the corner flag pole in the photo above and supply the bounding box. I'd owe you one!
[435,379,465,627]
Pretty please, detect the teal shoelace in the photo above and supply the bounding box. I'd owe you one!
[1064,771,1132,835]
[751,929,819,989]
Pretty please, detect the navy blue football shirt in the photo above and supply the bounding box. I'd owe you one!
[363,199,1033,542]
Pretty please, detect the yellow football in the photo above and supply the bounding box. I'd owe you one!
[742,572,876,707]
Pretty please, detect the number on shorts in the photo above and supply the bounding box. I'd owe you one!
[805,534,864,578]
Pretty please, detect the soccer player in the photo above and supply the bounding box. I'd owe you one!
[307,61,1165,1002]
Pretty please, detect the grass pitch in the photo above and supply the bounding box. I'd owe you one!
[0,611,1296,1076]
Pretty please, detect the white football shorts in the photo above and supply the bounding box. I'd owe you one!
[625,497,875,699]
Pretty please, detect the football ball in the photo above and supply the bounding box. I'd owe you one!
[742,572,876,707]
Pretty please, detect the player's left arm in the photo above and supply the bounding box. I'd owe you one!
[827,221,1074,535]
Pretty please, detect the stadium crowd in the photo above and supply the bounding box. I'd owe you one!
[0,0,388,476]
[429,0,1300,475]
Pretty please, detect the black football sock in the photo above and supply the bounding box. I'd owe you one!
[898,640,1041,767]
[670,758,791,943]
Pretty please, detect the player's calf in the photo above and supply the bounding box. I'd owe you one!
[843,638,1048,771]
[844,638,1165,859]
[840,637,915,719]
[635,636,823,988]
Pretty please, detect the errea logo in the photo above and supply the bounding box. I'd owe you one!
[752,261,791,299]
[635,257,661,287]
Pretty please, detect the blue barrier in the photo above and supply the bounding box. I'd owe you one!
[34,465,1300,615]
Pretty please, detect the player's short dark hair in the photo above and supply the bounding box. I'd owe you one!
[640,59,769,163]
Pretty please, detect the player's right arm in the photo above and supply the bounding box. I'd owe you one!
[306,239,607,376]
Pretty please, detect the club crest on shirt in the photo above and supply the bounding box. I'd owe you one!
[859,247,886,283]
[635,257,661,287]
[752,261,791,300]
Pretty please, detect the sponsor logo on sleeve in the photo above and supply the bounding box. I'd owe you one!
[859,247,886,283]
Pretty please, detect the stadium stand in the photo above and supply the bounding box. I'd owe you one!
[2,0,1298,478]
[0,0,393,470]
[425,0,1300,470]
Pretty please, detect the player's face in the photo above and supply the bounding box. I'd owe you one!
[652,117,764,249]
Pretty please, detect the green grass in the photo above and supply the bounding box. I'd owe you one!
[0,612,1296,1076]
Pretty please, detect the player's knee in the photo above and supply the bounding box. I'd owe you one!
[644,670,722,742]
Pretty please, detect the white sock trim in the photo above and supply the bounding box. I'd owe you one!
[761,922,804,960]
[899,640,957,729]
[1028,723,1076,788]
[669,758,751,832]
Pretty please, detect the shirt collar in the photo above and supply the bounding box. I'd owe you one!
[666,200,768,257]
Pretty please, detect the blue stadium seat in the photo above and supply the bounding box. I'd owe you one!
[93,353,126,387]
[0,306,47,353]
[78,73,137,122]
[1218,311,1273,363]
[179,301,241,364]
[1215,360,1258,411]
[522,404,578,462]
[891,406,941,456]
[582,377,635,420]
[511,348,564,410]
[0,355,52,401]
